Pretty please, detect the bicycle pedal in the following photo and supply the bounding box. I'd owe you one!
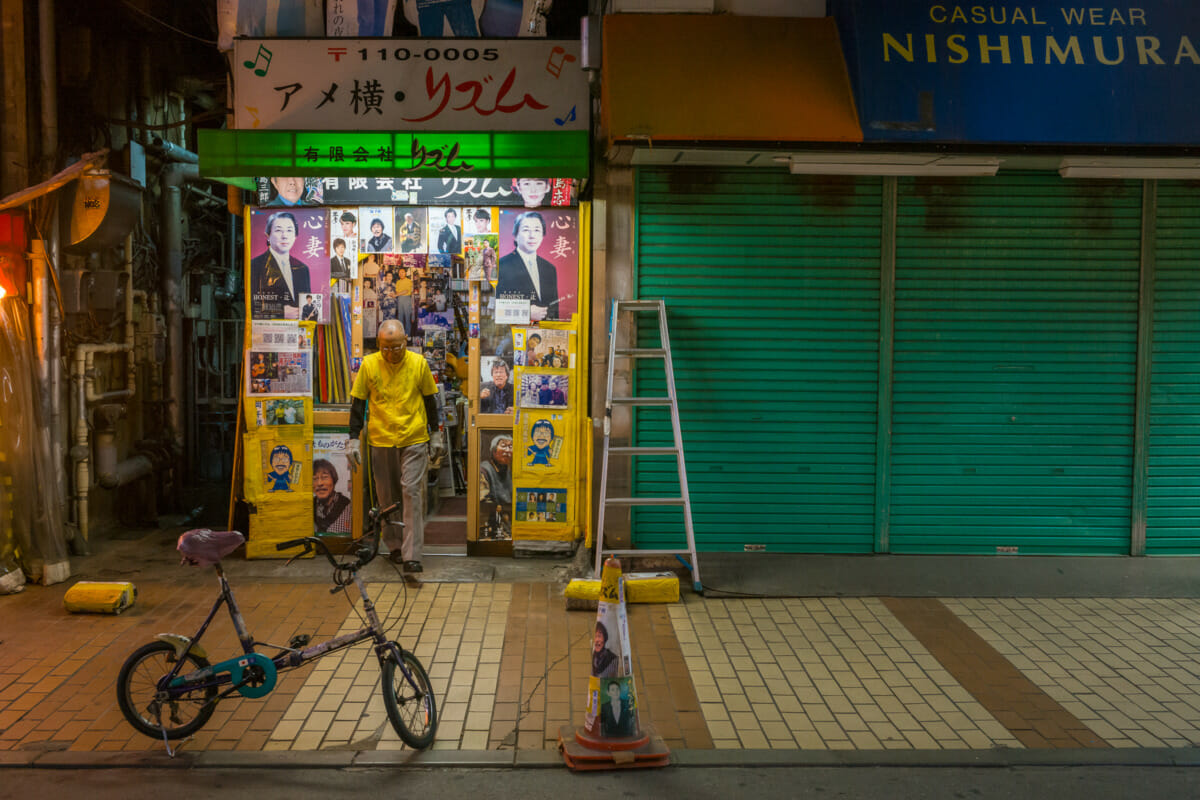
[288,634,311,649]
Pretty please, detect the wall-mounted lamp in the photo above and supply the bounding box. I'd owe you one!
[788,154,1000,177]
[0,211,27,301]
[1058,157,1200,179]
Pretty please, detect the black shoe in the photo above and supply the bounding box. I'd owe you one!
[388,552,405,566]
[403,560,423,573]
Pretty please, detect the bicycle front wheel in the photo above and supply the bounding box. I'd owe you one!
[380,645,437,749]
[117,641,217,739]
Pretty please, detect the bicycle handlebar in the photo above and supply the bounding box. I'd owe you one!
[274,503,404,575]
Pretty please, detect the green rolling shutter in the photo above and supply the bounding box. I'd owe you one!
[1147,182,1200,554]
[890,172,1141,554]
[632,168,882,553]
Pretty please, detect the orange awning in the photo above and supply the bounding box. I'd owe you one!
[602,15,862,145]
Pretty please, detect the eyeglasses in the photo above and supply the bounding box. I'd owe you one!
[380,345,407,353]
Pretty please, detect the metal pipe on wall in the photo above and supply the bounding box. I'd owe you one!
[37,0,57,173]
[161,161,200,484]
[69,236,138,540]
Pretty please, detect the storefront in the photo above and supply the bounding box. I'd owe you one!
[600,7,1200,557]
[201,36,592,558]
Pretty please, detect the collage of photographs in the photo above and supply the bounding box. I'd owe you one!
[245,176,582,546]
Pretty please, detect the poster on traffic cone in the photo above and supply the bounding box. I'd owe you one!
[583,556,640,740]
[561,556,670,770]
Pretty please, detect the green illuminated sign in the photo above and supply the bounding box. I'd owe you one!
[199,130,589,178]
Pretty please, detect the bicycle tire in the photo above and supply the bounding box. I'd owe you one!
[117,640,218,739]
[380,645,438,749]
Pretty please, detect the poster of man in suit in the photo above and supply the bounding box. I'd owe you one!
[248,208,330,321]
[495,208,578,322]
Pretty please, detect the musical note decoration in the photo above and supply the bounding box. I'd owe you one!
[243,44,273,77]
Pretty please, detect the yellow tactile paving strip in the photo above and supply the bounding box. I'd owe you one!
[265,583,510,751]
[669,595,1023,750]
[947,598,1200,748]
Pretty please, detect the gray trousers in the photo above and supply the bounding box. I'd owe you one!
[396,296,414,335]
[370,443,427,562]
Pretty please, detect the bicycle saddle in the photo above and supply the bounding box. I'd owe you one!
[178,529,246,566]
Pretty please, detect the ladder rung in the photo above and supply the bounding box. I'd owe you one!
[614,301,663,311]
[608,446,679,456]
[604,497,686,506]
[614,348,666,357]
[612,397,671,406]
[602,549,695,558]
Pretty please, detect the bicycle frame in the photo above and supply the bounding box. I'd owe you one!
[157,562,411,702]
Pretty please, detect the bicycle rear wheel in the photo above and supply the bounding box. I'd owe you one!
[117,641,217,739]
[380,645,437,749]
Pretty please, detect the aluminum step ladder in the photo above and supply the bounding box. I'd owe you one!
[595,299,702,593]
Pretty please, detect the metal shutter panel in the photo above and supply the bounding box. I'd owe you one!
[632,168,882,553]
[890,172,1140,554]
[1147,182,1200,554]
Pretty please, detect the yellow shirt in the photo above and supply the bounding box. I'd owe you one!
[394,275,413,296]
[350,351,436,448]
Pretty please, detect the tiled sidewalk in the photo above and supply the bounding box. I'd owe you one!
[670,596,1021,750]
[948,598,1200,748]
[5,576,1200,758]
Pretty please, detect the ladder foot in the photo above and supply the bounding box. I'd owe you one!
[693,581,703,595]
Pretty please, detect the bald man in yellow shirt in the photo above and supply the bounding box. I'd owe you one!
[348,320,444,572]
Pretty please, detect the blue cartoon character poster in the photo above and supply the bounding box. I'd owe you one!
[519,412,565,469]
[526,419,556,466]
[263,442,302,492]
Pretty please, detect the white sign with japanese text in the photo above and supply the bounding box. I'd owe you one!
[494,297,531,326]
[234,38,587,132]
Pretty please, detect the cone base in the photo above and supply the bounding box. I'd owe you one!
[558,724,671,771]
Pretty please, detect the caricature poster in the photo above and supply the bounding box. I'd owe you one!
[261,439,308,494]
[496,208,578,321]
[248,208,331,321]
[516,409,570,472]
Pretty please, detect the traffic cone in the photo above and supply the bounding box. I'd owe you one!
[559,556,670,770]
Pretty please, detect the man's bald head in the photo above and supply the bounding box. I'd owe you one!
[378,320,407,364]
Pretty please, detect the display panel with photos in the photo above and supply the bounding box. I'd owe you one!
[478,428,513,542]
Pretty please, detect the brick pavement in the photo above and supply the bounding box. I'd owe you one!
[4,574,1200,758]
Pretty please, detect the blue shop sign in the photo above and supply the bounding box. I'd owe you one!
[829,1,1200,144]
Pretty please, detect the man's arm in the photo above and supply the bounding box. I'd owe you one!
[423,393,439,431]
[349,397,367,440]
